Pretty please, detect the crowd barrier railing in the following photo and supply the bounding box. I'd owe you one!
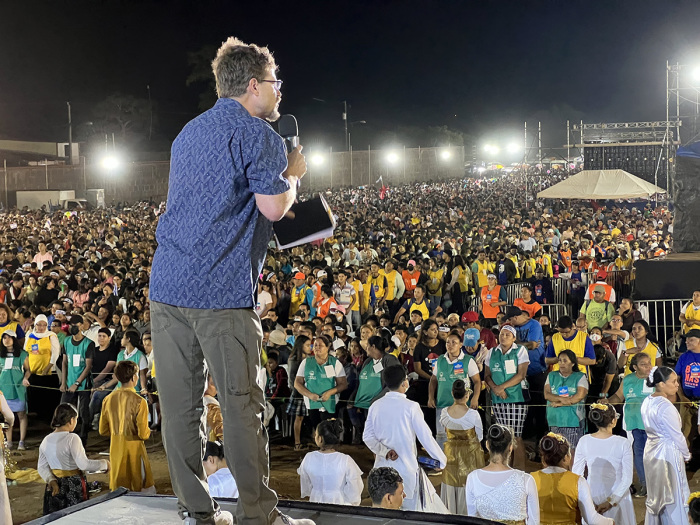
[636,298,691,358]
[584,269,635,302]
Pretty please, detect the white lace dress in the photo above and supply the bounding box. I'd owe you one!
[465,468,539,524]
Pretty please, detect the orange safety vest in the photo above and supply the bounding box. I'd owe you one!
[402,270,421,298]
[480,285,502,319]
[586,281,614,302]
[559,250,572,272]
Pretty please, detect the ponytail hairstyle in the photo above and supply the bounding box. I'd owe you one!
[486,424,514,458]
[51,403,78,428]
[316,419,344,447]
[539,432,571,467]
[646,365,675,389]
[629,352,651,374]
[588,403,617,429]
[368,335,389,354]
[634,319,659,346]
[451,379,472,402]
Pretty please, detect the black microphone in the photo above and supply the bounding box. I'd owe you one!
[278,114,299,153]
[278,114,301,192]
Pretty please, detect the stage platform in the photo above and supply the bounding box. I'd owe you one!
[25,489,500,525]
[634,252,700,300]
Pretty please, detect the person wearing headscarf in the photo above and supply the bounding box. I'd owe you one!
[25,314,62,423]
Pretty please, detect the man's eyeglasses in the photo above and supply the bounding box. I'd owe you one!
[259,79,283,90]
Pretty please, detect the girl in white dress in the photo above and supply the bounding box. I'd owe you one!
[439,380,484,514]
[573,403,635,525]
[298,419,363,505]
[641,366,691,525]
[203,441,238,499]
[465,424,539,524]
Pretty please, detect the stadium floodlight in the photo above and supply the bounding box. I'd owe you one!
[477,167,486,173]
[440,149,452,160]
[310,153,325,166]
[386,152,399,164]
[692,66,700,84]
[100,155,121,171]
[507,143,520,154]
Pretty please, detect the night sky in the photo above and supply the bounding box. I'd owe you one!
[2,0,700,152]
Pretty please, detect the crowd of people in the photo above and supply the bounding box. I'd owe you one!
[0,170,693,524]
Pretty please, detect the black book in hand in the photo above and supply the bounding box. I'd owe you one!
[273,194,336,249]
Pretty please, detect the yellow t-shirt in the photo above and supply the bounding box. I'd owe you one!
[426,268,444,297]
[379,270,398,301]
[682,301,700,334]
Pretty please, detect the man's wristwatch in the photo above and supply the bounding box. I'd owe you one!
[599,393,608,398]
[74,381,81,387]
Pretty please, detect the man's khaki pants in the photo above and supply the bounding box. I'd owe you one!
[152,302,277,525]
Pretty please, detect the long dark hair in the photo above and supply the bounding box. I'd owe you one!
[0,332,23,358]
[453,255,466,270]
[558,349,580,373]
[291,335,310,361]
[646,366,675,388]
[633,319,659,346]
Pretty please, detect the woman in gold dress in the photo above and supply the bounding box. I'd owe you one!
[439,379,484,514]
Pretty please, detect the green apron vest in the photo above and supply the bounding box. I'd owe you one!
[64,337,92,390]
[117,348,146,391]
[0,350,28,402]
[489,346,524,404]
[354,359,384,409]
[436,353,474,408]
[623,373,652,431]
[547,371,585,427]
[304,355,338,413]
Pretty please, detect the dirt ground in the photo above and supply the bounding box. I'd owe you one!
[7,423,700,524]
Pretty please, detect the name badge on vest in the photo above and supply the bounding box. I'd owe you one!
[504,360,516,375]
[31,343,39,354]
[3,358,13,371]
[373,362,383,374]
[558,386,570,397]
[487,294,493,300]
[453,362,464,375]
[642,383,653,394]
[72,354,81,367]
[324,365,336,378]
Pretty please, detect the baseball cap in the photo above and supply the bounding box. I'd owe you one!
[597,269,608,279]
[2,330,16,338]
[407,259,416,267]
[461,311,479,323]
[686,329,700,339]
[500,325,517,337]
[317,270,328,278]
[268,330,287,346]
[504,306,523,319]
[593,284,606,294]
[463,328,480,348]
[487,273,497,279]
[293,272,305,280]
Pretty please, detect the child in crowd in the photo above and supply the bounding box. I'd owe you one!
[99,360,155,493]
[38,403,109,514]
[297,419,363,506]
[203,440,238,499]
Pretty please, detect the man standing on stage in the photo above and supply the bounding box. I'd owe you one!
[150,37,312,525]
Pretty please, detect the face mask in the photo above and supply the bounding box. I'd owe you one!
[69,325,80,336]
[590,333,602,342]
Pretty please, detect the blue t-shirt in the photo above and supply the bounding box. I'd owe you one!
[675,350,700,399]
[151,98,290,309]
[516,319,546,375]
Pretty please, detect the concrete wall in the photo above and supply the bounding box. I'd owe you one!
[0,146,466,206]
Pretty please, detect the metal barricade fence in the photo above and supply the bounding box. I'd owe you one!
[467,293,569,322]
[584,269,635,304]
[636,298,691,358]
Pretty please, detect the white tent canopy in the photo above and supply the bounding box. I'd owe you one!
[537,169,666,200]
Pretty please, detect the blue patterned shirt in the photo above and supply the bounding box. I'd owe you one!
[150,98,289,309]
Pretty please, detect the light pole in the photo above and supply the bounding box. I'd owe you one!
[348,120,366,186]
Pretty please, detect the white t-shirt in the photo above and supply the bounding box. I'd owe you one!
[207,467,238,498]
[255,290,273,317]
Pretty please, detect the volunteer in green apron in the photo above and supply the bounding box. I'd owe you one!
[483,324,530,470]
[544,349,589,458]
[0,330,30,449]
[294,334,348,430]
[606,352,653,497]
[428,330,481,448]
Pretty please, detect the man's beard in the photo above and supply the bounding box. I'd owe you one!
[265,100,281,122]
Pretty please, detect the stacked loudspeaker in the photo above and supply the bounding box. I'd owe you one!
[672,145,700,253]
[583,145,667,187]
